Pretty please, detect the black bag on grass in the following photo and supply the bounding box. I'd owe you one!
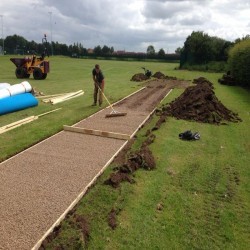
[179,130,200,140]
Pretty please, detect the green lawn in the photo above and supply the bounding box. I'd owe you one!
[0,56,179,161]
[0,56,249,249]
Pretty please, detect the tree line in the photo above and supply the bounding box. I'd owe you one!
[178,31,250,87]
[179,31,249,66]
[0,34,180,61]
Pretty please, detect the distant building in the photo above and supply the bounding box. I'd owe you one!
[114,50,146,56]
[87,48,94,54]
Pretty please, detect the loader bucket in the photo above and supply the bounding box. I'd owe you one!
[10,58,27,67]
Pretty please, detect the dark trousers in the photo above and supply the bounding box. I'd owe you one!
[93,82,104,105]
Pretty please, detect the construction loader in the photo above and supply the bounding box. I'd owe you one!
[10,35,50,80]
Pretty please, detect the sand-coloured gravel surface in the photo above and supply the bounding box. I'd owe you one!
[0,79,188,250]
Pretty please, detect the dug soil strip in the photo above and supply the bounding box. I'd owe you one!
[0,79,184,250]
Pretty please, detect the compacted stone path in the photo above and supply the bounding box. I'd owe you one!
[0,79,188,249]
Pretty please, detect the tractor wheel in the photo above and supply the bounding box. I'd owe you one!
[42,73,47,79]
[15,67,26,78]
[33,68,43,80]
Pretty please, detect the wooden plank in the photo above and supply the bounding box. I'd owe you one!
[37,92,72,99]
[42,90,84,104]
[0,116,36,131]
[0,108,61,135]
[37,108,62,117]
[63,125,130,140]
[0,116,38,134]
[51,91,84,104]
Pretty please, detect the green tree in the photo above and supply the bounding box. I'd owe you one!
[94,45,102,55]
[180,31,232,68]
[4,34,28,54]
[158,48,165,58]
[147,45,155,55]
[175,47,182,55]
[101,45,110,55]
[228,37,250,87]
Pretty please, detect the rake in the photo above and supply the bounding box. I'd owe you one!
[95,83,127,118]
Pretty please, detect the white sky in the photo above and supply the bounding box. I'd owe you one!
[0,0,249,53]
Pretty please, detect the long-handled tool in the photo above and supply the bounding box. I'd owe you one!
[95,83,127,118]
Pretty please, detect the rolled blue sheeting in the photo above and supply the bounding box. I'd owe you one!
[0,93,38,115]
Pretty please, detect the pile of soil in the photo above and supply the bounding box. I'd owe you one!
[152,71,177,80]
[193,77,213,88]
[218,73,237,86]
[105,146,156,188]
[130,72,178,82]
[131,73,150,82]
[152,71,166,79]
[158,79,241,124]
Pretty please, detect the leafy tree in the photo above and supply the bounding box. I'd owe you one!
[158,48,165,58]
[4,34,28,53]
[94,45,102,55]
[228,37,250,86]
[101,45,110,55]
[175,47,182,55]
[180,31,232,68]
[147,45,155,55]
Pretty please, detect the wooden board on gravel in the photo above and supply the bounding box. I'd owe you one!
[63,125,131,140]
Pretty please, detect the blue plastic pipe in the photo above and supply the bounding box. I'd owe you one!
[0,93,38,115]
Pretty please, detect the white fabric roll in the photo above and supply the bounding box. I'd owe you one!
[0,83,11,90]
[0,81,32,99]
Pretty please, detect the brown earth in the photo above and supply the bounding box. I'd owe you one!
[130,73,150,81]
[105,145,156,188]
[152,71,177,80]
[131,71,178,82]
[158,78,242,125]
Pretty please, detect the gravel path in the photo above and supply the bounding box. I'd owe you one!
[0,79,187,250]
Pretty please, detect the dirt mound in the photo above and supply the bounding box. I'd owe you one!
[159,79,241,124]
[152,71,166,79]
[105,146,156,188]
[193,77,213,88]
[152,71,177,80]
[218,72,237,86]
[131,73,149,82]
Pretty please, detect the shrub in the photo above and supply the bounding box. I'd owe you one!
[228,38,250,87]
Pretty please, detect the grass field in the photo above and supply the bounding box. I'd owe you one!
[0,56,249,249]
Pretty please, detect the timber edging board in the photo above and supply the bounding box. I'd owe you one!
[63,125,131,140]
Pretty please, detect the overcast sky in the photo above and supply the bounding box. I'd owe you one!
[0,0,249,53]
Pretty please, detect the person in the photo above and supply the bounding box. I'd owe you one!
[92,64,105,106]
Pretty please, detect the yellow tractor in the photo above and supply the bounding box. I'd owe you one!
[10,35,50,80]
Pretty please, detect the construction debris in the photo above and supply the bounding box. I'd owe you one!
[42,90,84,104]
